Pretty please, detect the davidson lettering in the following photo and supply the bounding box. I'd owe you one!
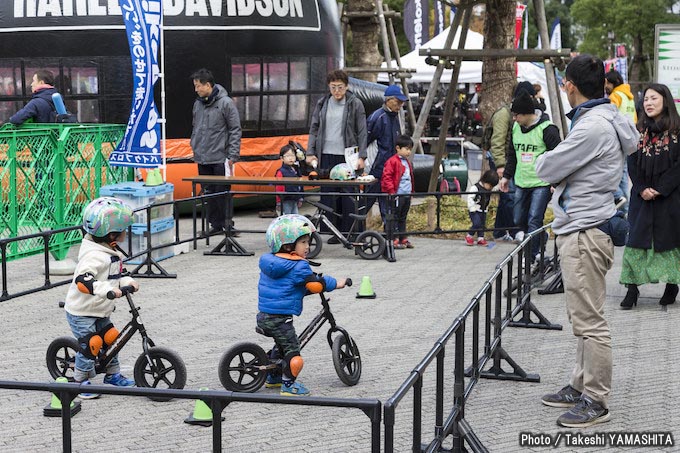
[14,0,304,18]
[5,0,319,31]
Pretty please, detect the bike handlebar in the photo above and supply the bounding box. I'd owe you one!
[107,285,136,300]
[346,278,353,287]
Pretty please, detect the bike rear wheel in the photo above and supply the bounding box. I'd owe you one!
[331,334,361,386]
[134,346,187,402]
[218,342,269,392]
[355,231,385,260]
[46,336,78,381]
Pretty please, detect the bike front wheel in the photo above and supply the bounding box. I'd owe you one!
[355,231,385,260]
[218,342,269,392]
[46,336,78,381]
[332,334,361,386]
[134,346,187,402]
[306,231,323,259]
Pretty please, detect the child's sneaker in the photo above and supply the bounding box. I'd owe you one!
[401,239,414,249]
[465,235,475,246]
[477,238,488,246]
[393,239,405,249]
[265,373,282,388]
[103,373,135,387]
[77,380,101,400]
[280,381,310,396]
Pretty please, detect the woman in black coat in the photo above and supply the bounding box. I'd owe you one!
[620,83,680,309]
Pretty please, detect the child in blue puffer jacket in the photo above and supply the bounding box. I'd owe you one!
[258,214,348,396]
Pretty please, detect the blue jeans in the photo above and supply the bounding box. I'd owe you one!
[281,199,299,215]
[613,159,629,215]
[66,312,120,382]
[494,178,515,238]
[468,211,487,238]
[513,185,551,256]
[488,153,515,238]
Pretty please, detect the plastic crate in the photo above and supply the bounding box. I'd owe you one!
[100,182,174,224]
[465,149,483,171]
[125,217,175,265]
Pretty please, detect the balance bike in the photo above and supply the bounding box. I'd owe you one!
[305,200,385,260]
[218,278,361,392]
[46,286,187,401]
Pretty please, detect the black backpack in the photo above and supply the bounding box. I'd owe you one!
[480,105,511,152]
[38,97,78,123]
[50,111,78,123]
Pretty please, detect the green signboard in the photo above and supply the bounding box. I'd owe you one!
[655,24,680,110]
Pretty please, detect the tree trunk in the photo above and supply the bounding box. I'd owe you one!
[479,0,516,122]
[479,0,516,172]
[346,0,382,82]
[630,33,645,96]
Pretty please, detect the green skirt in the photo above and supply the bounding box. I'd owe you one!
[620,246,680,285]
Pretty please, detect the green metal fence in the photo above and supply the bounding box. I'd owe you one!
[0,123,131,261]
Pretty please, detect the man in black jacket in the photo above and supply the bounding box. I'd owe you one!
[9,70,59,125]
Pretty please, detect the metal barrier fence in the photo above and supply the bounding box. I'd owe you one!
[0,380,381,453]
[0,123,129,261]
[383,225,562,452]
[1,189,566,452]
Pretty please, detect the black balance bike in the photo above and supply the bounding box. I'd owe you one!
[304,200,385,260]
[46,286,187,401]
[218,278,361,392]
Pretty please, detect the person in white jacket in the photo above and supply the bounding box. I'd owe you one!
[64,197,139,399]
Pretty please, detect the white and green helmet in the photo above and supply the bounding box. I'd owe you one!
[82,197,134,237]
[329,162,355,181]
[266,214,317,253]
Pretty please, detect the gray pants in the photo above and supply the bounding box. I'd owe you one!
[556,228,614,407]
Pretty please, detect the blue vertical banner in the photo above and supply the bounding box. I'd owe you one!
[434,1,445,36]
[403,0,430,51]
[109,0,162,168]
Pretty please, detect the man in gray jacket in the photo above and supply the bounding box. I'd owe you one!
[535,55,639,428]
[191,68,242,234]
[306,70,367,237]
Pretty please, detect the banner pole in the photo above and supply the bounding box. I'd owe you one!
[160,0,167,181]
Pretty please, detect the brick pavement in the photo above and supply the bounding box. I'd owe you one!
[0,211,677,452]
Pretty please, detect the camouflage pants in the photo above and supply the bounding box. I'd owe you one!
[256,312,301,362]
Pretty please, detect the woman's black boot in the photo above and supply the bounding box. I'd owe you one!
[620,285,639,310]
[659,284,678,306]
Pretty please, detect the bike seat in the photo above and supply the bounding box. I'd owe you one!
[306,200,335,214]
[348,212,367,221]
[255,327,274,337]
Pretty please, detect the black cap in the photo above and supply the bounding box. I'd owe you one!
[511,91,536,115]
[514,81,536,97]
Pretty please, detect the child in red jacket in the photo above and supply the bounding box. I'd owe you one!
[380,135,415,249]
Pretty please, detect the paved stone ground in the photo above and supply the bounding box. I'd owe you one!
[0,209,678,452]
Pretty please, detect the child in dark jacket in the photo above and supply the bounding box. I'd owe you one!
[275,144,303,215]
[380,135,415,249]
[466,170,500,246]
[258,214,348,396]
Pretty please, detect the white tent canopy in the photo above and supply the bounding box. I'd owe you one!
[380,26,484,84]
[381,27,570,116]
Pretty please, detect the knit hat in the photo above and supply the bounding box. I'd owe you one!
[514,81,536,97]
[511,91,536,115]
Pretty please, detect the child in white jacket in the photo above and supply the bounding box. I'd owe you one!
[64,197,139,399]
[466,170,499,246]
